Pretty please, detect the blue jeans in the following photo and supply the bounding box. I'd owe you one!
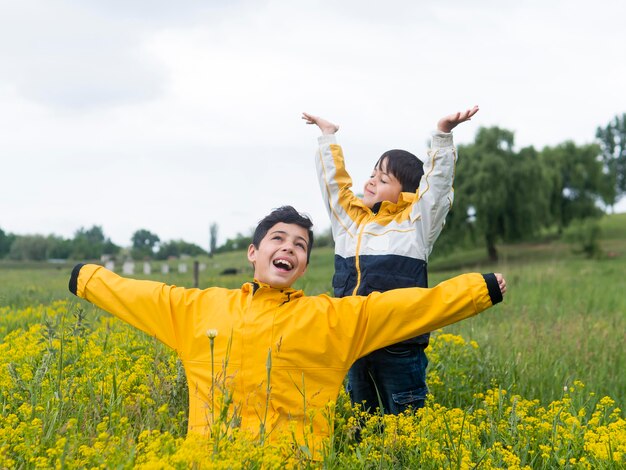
[347,343,428,415]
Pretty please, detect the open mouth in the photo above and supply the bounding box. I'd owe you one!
[273,258,294,271]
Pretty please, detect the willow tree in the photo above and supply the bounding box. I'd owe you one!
[539,141,608,233]
[445,127,550,261]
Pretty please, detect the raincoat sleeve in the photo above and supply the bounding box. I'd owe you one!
[68,263,200,351]
[315,134,361,238]
[343,272,502,361]
[412,132,457,260]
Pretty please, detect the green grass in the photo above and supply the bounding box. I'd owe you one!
[426,213,626,406]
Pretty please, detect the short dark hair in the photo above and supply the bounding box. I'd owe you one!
[252,206,315,264]
[375,149,424,193]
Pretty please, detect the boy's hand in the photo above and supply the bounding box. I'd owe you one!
[495,273,507,295]
[302,112,339,135]
[437,105,479,133]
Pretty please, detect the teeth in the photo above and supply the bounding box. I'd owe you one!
[274,259,293,270]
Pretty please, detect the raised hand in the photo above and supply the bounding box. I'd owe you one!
[302,112,339,135]
[437,105,479,133]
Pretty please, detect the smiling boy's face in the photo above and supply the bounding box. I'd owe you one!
[247,222,309,288]
[361,158,403,208]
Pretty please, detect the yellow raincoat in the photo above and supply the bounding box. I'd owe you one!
[70,263,501,452]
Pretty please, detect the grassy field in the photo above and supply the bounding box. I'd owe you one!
[2,214,624,403]
[427,213,626,406]
[1,213,625,467]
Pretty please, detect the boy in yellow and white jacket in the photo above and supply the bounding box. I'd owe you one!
[304,107,478,415]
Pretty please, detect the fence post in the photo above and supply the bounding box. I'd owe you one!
[193,260,199,288]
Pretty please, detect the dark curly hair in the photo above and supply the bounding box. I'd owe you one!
[252,206,314,264]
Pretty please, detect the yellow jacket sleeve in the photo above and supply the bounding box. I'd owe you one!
[338,272,501,361]
[69,263,200,351]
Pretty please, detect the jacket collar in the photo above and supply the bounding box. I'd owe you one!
[242,280,304,300]
[370,191,415,215]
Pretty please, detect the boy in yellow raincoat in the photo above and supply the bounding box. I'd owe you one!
[69,205,506,454]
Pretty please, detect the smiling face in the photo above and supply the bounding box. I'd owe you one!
[247,222,309,288]
[361,157,403,208]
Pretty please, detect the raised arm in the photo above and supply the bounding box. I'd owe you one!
[413,106,480,259]
[304,112,361,238]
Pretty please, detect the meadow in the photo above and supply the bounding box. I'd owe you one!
[0,214,625,468]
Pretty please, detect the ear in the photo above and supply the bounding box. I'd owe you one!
[247,244,256,264]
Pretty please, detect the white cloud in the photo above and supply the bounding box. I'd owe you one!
[0,1,166,111]
[1,0,625,248]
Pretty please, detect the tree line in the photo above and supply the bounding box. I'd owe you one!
[1,114,624,262]
[0,226,207,262]
[0,220,333,262]
[438,113,625,260]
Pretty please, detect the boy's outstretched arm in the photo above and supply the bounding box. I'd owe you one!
[302,112,339,135]
[437,105,479,133]
[344,271,507,360]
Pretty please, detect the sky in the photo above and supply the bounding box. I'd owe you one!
[1,0,625,249]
